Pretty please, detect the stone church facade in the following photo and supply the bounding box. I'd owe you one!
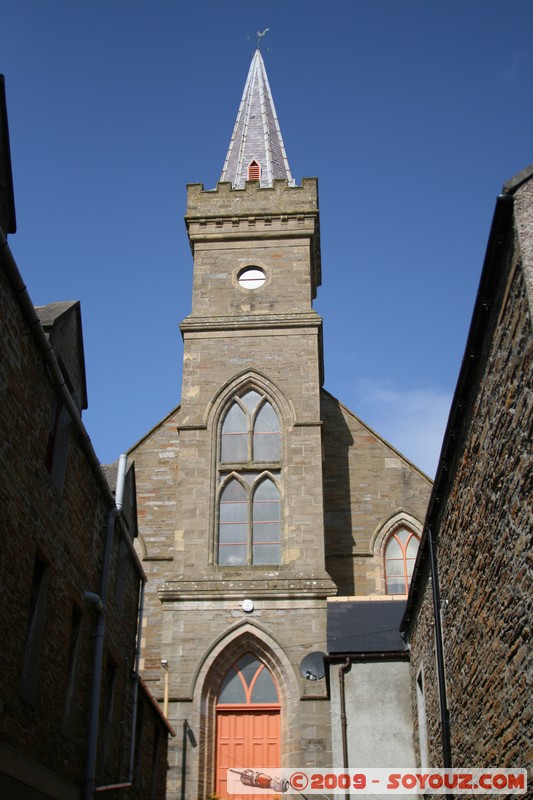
[129,50,431,800]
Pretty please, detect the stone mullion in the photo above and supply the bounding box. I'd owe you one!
[247,477,254,565]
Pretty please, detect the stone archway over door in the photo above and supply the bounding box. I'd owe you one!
[216,653,280,800]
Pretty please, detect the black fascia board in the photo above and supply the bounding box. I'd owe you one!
[0,75,17,235]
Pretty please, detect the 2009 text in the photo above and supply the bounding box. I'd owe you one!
[226,767,527,795]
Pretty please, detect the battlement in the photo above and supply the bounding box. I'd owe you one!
[185,177,319,220]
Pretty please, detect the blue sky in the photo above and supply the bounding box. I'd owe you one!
[2,0,532,476]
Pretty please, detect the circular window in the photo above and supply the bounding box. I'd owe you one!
[238,267,266,290]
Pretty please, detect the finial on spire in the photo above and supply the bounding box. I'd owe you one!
[256,28,269,48]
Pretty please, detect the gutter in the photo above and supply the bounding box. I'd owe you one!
[327,651,409,662]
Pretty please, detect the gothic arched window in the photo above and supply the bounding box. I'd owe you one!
[384,528,420,594]
[217,390,281,566]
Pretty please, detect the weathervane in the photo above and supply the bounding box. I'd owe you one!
[257,28,270,48]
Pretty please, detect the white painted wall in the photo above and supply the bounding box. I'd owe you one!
[330,659,417,768]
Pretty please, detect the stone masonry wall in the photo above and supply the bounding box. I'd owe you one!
[0,261,109,789]
[130,408,182,685]
[0,256,167,799]
[321,391,432,596]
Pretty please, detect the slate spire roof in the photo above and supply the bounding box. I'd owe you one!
[220,49,294,189]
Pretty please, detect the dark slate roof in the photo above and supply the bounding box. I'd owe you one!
[35,300,79,327]
[328,601,408,655]
[35,300,88,412]
[220,49,294,189]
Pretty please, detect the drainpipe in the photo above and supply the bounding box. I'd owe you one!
[161,659,169,719]
[85,454,128,800]
[338,657,352,796]
[427,525,452,768]
[84,592,104,614]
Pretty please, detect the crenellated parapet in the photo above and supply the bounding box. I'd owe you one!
[185,178,321,292]
[186,177,319,219]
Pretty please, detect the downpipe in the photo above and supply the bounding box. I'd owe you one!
[338,657,352,800]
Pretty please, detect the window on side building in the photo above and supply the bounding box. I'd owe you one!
[20,553,50,705]
[45,394,70,491]
[62,604,83,734]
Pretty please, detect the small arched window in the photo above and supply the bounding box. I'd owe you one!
[384,528,420,594]
[217,390,281,566]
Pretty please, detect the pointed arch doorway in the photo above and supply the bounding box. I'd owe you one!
[216,653,281,799]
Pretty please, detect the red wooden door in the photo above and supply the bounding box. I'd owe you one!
[216,710,280,799]
[215,654,280,800]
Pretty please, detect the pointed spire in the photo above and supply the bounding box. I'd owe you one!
[220,50,294,189]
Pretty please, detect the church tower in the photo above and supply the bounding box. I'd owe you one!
[179,47,332,592]
[131,48,431,800]
[132,49,335,800]
[176,46,336,796]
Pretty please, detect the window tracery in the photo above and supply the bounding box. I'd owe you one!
[384,527,420,594]
[217,389,281,566]
[217,653,279,706]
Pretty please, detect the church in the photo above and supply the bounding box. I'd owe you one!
[129,49,432,799]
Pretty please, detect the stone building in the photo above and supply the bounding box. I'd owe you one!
[129,50,431,799]
[401,165,532,781]
[0,76,173,800]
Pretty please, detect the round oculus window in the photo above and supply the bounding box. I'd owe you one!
[238,267,266,290]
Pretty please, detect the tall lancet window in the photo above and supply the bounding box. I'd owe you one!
[384,528,420,594]
[217,390,281,566]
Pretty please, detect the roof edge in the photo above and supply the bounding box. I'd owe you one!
[127,403,182,456]
[320,387,433,483]
[502,162,533,194]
